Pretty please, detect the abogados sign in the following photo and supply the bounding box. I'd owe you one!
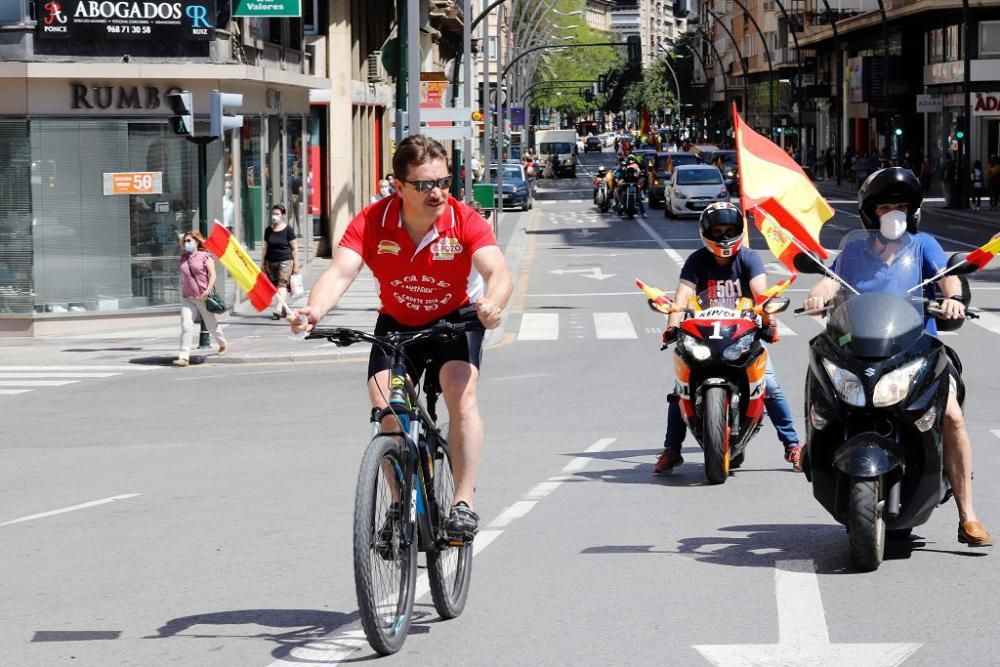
[35,0,216,40]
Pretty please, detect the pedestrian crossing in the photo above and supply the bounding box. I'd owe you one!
[515,310,1000,342]
[0,365,160,397]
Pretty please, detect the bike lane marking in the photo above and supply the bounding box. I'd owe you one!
[0,494,142,528]
[268,438,617,665]
[694,559,921,666]
[635,216,685,267]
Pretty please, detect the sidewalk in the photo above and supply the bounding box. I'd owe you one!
[1,209,533,367]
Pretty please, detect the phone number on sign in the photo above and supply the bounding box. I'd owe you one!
[105,25,152,34]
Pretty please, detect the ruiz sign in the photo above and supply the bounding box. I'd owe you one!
[35,0,216,41]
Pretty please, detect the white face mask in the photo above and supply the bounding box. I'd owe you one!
[271,214,282,225]
[879,210,907,240]
[184,241,197,253]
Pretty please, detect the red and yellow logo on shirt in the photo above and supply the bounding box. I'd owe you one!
[377,240,401,256]
[431,237,463,261]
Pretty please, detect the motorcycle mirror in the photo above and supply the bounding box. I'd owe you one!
[947,252,979,275]
[762,297,790,315]
[793,252,827,275]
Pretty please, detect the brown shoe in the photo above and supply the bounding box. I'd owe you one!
[172,358,189,367]
[217,345,227,356]
[958,521,994,547]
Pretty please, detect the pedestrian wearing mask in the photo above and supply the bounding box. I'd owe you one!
[370,179,392,204]
[263,203,299,320]
[175,231,227,367]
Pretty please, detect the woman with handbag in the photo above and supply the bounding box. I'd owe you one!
[175,231,227,367]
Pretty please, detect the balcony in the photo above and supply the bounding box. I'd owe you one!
[429,0,464,38]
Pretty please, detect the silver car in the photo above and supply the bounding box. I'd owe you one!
[664,165,731,218]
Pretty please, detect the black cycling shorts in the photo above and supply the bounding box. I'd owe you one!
[366,311,485,382]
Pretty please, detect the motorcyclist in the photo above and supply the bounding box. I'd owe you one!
[615,154,647,217]
[803,167,992,547]
[654,202,802,474]
[593,166,609,205]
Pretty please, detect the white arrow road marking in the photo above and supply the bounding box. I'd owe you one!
[0,494,142,528]
[549,267,617,280]
[694,559,921,666]
[269,438,617,666]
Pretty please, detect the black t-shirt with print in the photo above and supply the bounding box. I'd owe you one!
[678,247,766,308]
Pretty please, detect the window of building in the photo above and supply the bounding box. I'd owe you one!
[303,0,319,34]
[945,24,960,61]
[981,21,1000,57]
[927,28,944,64]
[487,36,498,61]
[0,0,25,22]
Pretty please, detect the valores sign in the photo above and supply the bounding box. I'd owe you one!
[35,0,216,40]
[232,0,300,17]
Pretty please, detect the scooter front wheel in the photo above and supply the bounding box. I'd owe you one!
[848,476,885,572]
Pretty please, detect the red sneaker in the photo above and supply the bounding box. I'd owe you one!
[653,449,684,475]
[785,445,803,473]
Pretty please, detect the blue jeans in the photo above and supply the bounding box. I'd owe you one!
[664,356,799,452]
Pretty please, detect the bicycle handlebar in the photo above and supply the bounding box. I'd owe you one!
[305,318,485,348]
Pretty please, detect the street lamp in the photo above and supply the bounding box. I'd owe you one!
[655,42,683,124]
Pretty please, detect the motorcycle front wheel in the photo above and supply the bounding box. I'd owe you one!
[702,387,730,484]
[848,476,885,572]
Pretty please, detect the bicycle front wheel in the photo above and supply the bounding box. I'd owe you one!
[427,443,474,619]
[353,436,417,655]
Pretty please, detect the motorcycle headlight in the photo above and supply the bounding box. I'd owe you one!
[679,334,711,361]
[723,333,755,361]
[821,358,865,407]
[872,359,926,408]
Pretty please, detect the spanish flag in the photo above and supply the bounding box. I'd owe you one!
[966,234,1000,269]
[203,221,277,312]
[734,103,834,271]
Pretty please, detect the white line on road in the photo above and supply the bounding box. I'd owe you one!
[0,494,142,528]
[0,380,80,387]
[518,313,559,340]
[776,320,797,337]
[0,389,33,395]
[492,373,551,382]
[0,372,120,379]
[991,429,1000,440]
[269,438,617,666]
[970,310,1000,335]
[695,559,921,666]
[527,291,637,297]
[0,365,158,371]
[635,216,685,267]
[593,312,638,339]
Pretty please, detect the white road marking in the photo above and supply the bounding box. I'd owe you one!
[970,310,1000,335]
[593,312,638,339]
[0,380,80,387]
[0,389,33,395]
[776,320,797,337]
[268,438,617,665]
[0,494,142,528]
[991,429,1000,440]
[635,216,685,267]
[518,313,559,341]
[694,559,921,666]
[0,372,120,379]
[526,291,637,297]
[0,365,158,371]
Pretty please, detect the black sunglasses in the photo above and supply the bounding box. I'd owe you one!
[404,176,452,193]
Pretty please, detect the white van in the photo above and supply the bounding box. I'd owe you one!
[535,129,578,178]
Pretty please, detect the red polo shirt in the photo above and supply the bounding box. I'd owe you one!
[339,195,497,326]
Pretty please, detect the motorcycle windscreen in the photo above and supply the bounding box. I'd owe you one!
[826,230,925,359]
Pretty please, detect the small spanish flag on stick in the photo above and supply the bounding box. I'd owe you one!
[965,234,1000,269]
[203,221,277,312]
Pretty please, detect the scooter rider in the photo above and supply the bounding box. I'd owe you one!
[615,154,647,216]
[803,167,992,547]
[654,202,802,474]
[593,166,609,205]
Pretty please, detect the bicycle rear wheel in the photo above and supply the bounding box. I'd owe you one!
[427,442,474,619]
[354,436,417,655]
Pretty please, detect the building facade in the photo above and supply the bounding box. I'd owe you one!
[586,0,616,32]
[0,1,329,336]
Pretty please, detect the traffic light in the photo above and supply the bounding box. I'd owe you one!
[471,110,483,122]
[597,74,608,94]
[955,115,966,141]
[166,91,194,137]
[210,90,244,139]
[894,127,903,137]
[584,89,595,103]
[626,35,642,65]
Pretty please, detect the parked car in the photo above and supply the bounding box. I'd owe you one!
[488,163,533,211]
[702,149,740,195]
[649,151,702,207]
[665,164,730,218]
[584,136,603,153]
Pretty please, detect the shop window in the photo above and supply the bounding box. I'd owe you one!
[981,21,1000,58]
[0,1,24,23]
[0,120,32,314]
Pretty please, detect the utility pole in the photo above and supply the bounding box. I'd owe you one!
[395,0,408,143]
[407,0,421,136]
[463,0,473,201]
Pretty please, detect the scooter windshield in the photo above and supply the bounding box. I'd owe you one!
[826,230,926,359]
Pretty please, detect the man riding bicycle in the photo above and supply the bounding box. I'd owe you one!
[654,202,802,474]
[291,134,513,540]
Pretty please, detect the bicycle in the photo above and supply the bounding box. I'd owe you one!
[305,312,483,655]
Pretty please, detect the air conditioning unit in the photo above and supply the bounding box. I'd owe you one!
[368,51,386,83]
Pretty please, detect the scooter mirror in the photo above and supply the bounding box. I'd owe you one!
[947,252,979,275]
[763,297,790,314]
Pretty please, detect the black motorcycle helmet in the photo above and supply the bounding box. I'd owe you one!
[858,167,923,233]
[699,202,746,258]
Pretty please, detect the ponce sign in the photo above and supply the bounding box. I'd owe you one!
[972,92,1000,116]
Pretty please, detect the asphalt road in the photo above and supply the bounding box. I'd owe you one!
[3,149,1000,666]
